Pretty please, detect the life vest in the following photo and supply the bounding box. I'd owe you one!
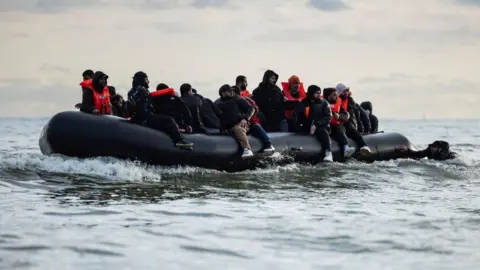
[340,97,349,111]
[329,99,343,126]
[80,80,111,114]
[151,87,175,98]
[240,90,250,97]
[304,106,310,118]
[281,82,306,119]
[244,96,261,125]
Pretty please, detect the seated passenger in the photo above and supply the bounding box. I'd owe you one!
[235,75,251,97]
[80,71,112,115]
[191,89,223,130]
[294,85,333,162]
[281,75,307,132]
[232,86,275,152]
[111,94,129,119]
[215,84,256,158]
[360,101,379,134]
[251,70,288,132]
[152,83,193,133]
[127,71,193,149]
[75,69,95,109]
[396,140,457,161]
[322,87,362,158]
[180,83,207,133]
[336,83,371,134]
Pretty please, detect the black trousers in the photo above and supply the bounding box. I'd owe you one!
[143,114,183,143]
[314,126,331,152]
[330,122,366,147]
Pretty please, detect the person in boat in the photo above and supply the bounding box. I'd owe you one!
[80,71,112,115]
[110,94,129,119]
[151,83,193,133]
[232,86,275,152]
[282,75,307,132]
[192,89,223,130]
[75,69,95,109]
[180,83,208,133]
[323,87,368,158]
[235,75,251,97]
[251,69,288,132]
[395,140,457,161]
[360,101,379,134]
[336,83,371,134]
[127,71,193,149]
[215,85,261,158]
[294,85,333,162]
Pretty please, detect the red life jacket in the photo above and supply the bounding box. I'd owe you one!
[80,80,111,115]
[151,87,175,97]
[281,82,306,119]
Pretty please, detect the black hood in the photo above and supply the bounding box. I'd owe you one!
[360,101,373,113]
[92,71,108,92]
[261,69,279,85]
[307,85,321,99]
[132,71,148,88]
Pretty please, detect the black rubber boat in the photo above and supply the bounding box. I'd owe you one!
[39,111,417,172]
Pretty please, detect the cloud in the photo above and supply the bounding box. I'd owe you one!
[0,0,104,13]
[307,0,349,11]
[455,0,480,6]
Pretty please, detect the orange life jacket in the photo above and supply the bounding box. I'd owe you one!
[329,99,343,126]
[304,106,310,118]
[240,90,250,97]
[281,82,306,119]
[340,98,349,111]
[151,87,175,97]
[80,80,111,114]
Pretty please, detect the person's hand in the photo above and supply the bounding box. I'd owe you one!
[333,112,339,120]
[185,126,193,133]
[310,125,316,135]
[92,109,100,114]
[240,119,248,128]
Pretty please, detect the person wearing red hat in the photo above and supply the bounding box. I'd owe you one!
[281,75,307,132]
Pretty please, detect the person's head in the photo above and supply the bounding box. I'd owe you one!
[427,140,452,160]
[288,75,301,94]
[192,88,197,94]
[360,101,373,114]
[92,71,108,91]
[224,86,236,98]
[235,75,248,90]
[156,83,168,90]
[132,71,149,88]
[262,70,278,86]
[231,85,241,95]
[111,94,124,106]
[180,83,192,97]
[82,69,94,81]
[108,86,116,96]
[322,87,338,104]
[336,83,350,100]
[218,84,231,98]
[307,85,322,100]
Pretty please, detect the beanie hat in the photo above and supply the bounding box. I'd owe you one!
[288,75,301,85]
[336,83,349,95]
[307,85,321,98]
[323,87,336,99]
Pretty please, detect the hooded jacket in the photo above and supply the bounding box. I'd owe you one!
[251,70,285,130]
[360,101,378,133]
[215,91,254,129]
[195,94,223,129]
[294,85,331,133]
[80,71,110,114]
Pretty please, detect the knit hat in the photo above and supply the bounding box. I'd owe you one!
[323,87,336,99]
[288,75,301,85]
[307,85,321,98]
[336,83,349,95]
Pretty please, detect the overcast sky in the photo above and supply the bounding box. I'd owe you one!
[0,0,479,119]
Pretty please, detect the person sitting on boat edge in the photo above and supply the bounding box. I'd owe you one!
[127,71,193,149]
[232,86,275,153]
[293,85,333,162]
[192,89,223,130]
[75,69,95,110]
[336,83,371,134]
[152,83,193,133]
[214,85,259,158]
[180,83,208,133]
[395,140,457,161]
[322,87,363,158]
[360,101,379,134]
[282,75,307,132]
[80,71,112,115]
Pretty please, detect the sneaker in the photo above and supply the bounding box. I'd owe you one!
[175,139,193,149]
[344,145,356,158]
[323,150,333,162]
[242,148,254,158]
[360,146,372,154]
[263,143,275,153]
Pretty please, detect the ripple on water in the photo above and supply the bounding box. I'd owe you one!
[180,245,252,259]
[42,209,122,216]
[65,246,124,257]
[146,210,232,219]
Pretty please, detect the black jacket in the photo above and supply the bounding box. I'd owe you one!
[215,95,254,129]
[294,98,332,133]
[341,96,370,133]
[127,86,155,122]
[151,94,192,128]
[196,95,222,129]
[251,70,285,129]
[181,95,206,132]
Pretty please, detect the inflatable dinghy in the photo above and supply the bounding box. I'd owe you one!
[39,111,417,172]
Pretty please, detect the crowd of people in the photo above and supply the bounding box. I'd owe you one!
[78,69,381,162]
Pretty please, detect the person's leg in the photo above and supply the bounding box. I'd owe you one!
[279,119,289,132]
[330,124,355,158]
[314,126,332,161]
[345,122,371,153]
[146,114,192,148]
[249,124,274,151]
[231,123,253,158]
